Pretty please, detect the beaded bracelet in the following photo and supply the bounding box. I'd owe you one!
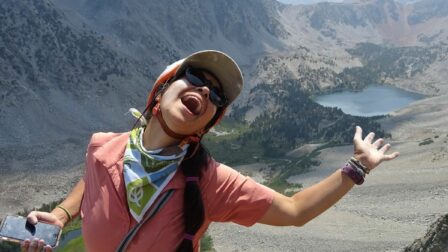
[349,156,370,174]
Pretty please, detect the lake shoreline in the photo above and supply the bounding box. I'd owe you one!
[313,84,425,117]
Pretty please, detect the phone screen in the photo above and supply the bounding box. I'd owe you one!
[0,215,61,247]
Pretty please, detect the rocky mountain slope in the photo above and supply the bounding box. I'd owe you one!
[404,214,448,252]
[0,0,150,172]
[2,0,447,150]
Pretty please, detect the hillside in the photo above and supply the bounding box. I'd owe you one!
[206,80,385,164]
[0,0,151,175]
[209,94,448,251]
[2,0,448,151]
[52,0,288,68]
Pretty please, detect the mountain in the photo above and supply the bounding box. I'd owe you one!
[278,0,345,4]
[1,0,448,220]
[52,0,288,68]
[278,0,422,5]
[0,0,150,172]
[1,0,447,170]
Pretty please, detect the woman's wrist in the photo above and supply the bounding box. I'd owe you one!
[353,153,373,171]
[51,207,70,226]
[341,157,368,185]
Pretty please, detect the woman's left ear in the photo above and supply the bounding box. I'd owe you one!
[152,102,161,116]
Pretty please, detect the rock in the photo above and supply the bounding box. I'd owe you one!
[403,214,448,252]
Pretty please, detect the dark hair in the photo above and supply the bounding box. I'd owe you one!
[176,142,209,252]
[142,77,226,251]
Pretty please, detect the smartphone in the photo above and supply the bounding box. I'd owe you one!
[0,215,62,248]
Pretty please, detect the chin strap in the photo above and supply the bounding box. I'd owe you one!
[152,103,202,145]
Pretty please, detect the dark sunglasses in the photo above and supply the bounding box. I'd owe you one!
[184,67,228,107]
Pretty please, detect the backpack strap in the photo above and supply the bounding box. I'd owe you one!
[116,189,175,252]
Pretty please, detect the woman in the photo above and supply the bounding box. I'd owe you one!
[21,50,399,252]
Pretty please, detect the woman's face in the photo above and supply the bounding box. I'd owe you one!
[158,71,220,136]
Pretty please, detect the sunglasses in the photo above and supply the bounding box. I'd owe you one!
[184,67,228,107]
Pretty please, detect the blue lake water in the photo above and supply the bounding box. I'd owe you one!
[56,228,82,250]
[314,85,424,117]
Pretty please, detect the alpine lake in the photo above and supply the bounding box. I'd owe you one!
[313,85,424,117]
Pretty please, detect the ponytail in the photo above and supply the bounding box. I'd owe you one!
[176,142,209,252]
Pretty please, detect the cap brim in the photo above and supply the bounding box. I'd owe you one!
[176,50,243,104]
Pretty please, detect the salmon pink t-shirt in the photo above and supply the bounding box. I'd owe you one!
[80,132,275,251]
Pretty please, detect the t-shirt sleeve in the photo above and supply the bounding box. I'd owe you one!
[202,160,275,227]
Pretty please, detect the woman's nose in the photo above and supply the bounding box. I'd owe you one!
[196,86,210,99]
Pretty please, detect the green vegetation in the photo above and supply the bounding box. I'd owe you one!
[57,236,85,252]
[419,138,434,146]
[200,232,215,252]
[0,242,19,252]
[339,43,439,90]
[205,79,386,168]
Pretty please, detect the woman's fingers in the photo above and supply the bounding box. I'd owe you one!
[380,143,399,161]
[20,237,51,252]
[21,239,30,251]
[28,238,38,251]
[364,132,375,144]
[379,143,391,153]
[38,239,46,251]
[26,211,39,225]
[373,138,384,148]
[44,245,53,252]
[27,211,63,227]
[354,126,363,142]
[24,238,45,252]
[383,152,400,161]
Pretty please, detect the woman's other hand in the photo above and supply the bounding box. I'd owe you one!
[20,238,53,252]
[353,126,399,171]
[26,211,64,228]
[20,211,64,252]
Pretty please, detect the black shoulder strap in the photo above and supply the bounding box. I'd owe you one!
[116,189,175,252]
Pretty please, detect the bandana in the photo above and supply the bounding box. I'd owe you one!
[123,127,188,222]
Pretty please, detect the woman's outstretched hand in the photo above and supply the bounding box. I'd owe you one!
[353,126,399,171]
[20,211,64,252]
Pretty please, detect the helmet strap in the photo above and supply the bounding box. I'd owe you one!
[153,103,186,140]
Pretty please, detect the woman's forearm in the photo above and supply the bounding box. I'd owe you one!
[50,178,85,225]
[259,127,398,227]
[291,169,354,226]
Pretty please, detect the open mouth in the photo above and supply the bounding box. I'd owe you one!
[181,95,202,115]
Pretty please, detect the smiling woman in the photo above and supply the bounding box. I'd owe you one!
[21,50,398,252]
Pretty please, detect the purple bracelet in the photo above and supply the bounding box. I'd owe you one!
[341,163,365,185]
